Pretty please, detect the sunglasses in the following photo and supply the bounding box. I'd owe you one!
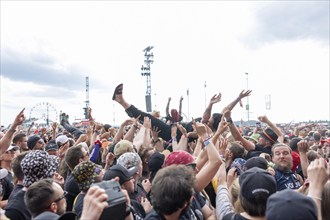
[53,191,68,203]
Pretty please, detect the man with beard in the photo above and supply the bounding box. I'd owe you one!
[145,165,197,220]
[272,143,303,191]
[25,179,67,219]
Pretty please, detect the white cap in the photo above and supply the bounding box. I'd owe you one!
[56,135,69,145]
[7,145,19,152]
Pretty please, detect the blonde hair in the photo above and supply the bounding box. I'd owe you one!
[230,178,244,213]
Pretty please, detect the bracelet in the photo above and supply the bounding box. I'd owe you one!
[203,137,212,147]
[308,195,322,201]
[172,138,177,142]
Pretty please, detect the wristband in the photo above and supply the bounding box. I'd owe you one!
[203,137,211,147]
[172,138,177,142]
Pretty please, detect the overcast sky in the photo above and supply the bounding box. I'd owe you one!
[1,1,329,127]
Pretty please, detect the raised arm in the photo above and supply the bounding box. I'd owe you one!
[202,93,221,124]
[194,122,222,192]
[307,158,329,220]
[298,140,309,178]
[221,90,252,114]
[178,96,183,116]
[165,97,171,116]
[0,108,25,155]
[224,111,255,151]
[258,115,284,143]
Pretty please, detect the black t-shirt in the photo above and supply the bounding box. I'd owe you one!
[129,182,148,204]
[1,171,14,200]
[8,184,23,201]
[64,173,81,211]
[145,209,200,220]
[246,144,272,159]
[5,190,31,220]
[131,199,145,220]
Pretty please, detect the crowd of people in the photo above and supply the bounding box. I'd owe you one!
[0,83,329,220]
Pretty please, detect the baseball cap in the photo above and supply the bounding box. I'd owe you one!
[103,164,136,185]
[27,135,42,150]
[244,157,268,171]
[148,152,165,172]
[56,135,69,145]
[117,152,140,172]
[6,145,20,152]
[239,167,276,203]
[266,189,317,220]
[45,142,59,152]
[113,140,134,158]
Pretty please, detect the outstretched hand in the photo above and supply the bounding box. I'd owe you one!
[258,115,269,123]
[238,90,252,100]
[209,93,221,105]
[12,108,26,128]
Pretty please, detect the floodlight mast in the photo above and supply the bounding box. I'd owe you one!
[141,46,154,112]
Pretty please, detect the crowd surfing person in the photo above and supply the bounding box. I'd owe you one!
[0,84,329,220]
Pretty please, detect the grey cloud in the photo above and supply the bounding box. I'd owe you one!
[1,47,86,91]
[247,1,329,45]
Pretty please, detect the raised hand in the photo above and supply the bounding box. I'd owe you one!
[151,126,161,140]
[238,90,252,100]
[217,114,229,134]
[12,108,26,128]
[297,140,309,153]
[143,116,151,129]
[209,93,221,105]
[177,123,187,136]
[258,115,269,123]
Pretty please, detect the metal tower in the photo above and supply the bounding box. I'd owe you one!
[141,46,154,112]
[83,76,90,119]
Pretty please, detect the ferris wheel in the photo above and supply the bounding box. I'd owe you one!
[29,102,58,125]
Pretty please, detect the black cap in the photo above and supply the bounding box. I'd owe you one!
[103,164,135,185]
[244,157,268,171]
[266,189,317,220]
[239,167,276,203]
